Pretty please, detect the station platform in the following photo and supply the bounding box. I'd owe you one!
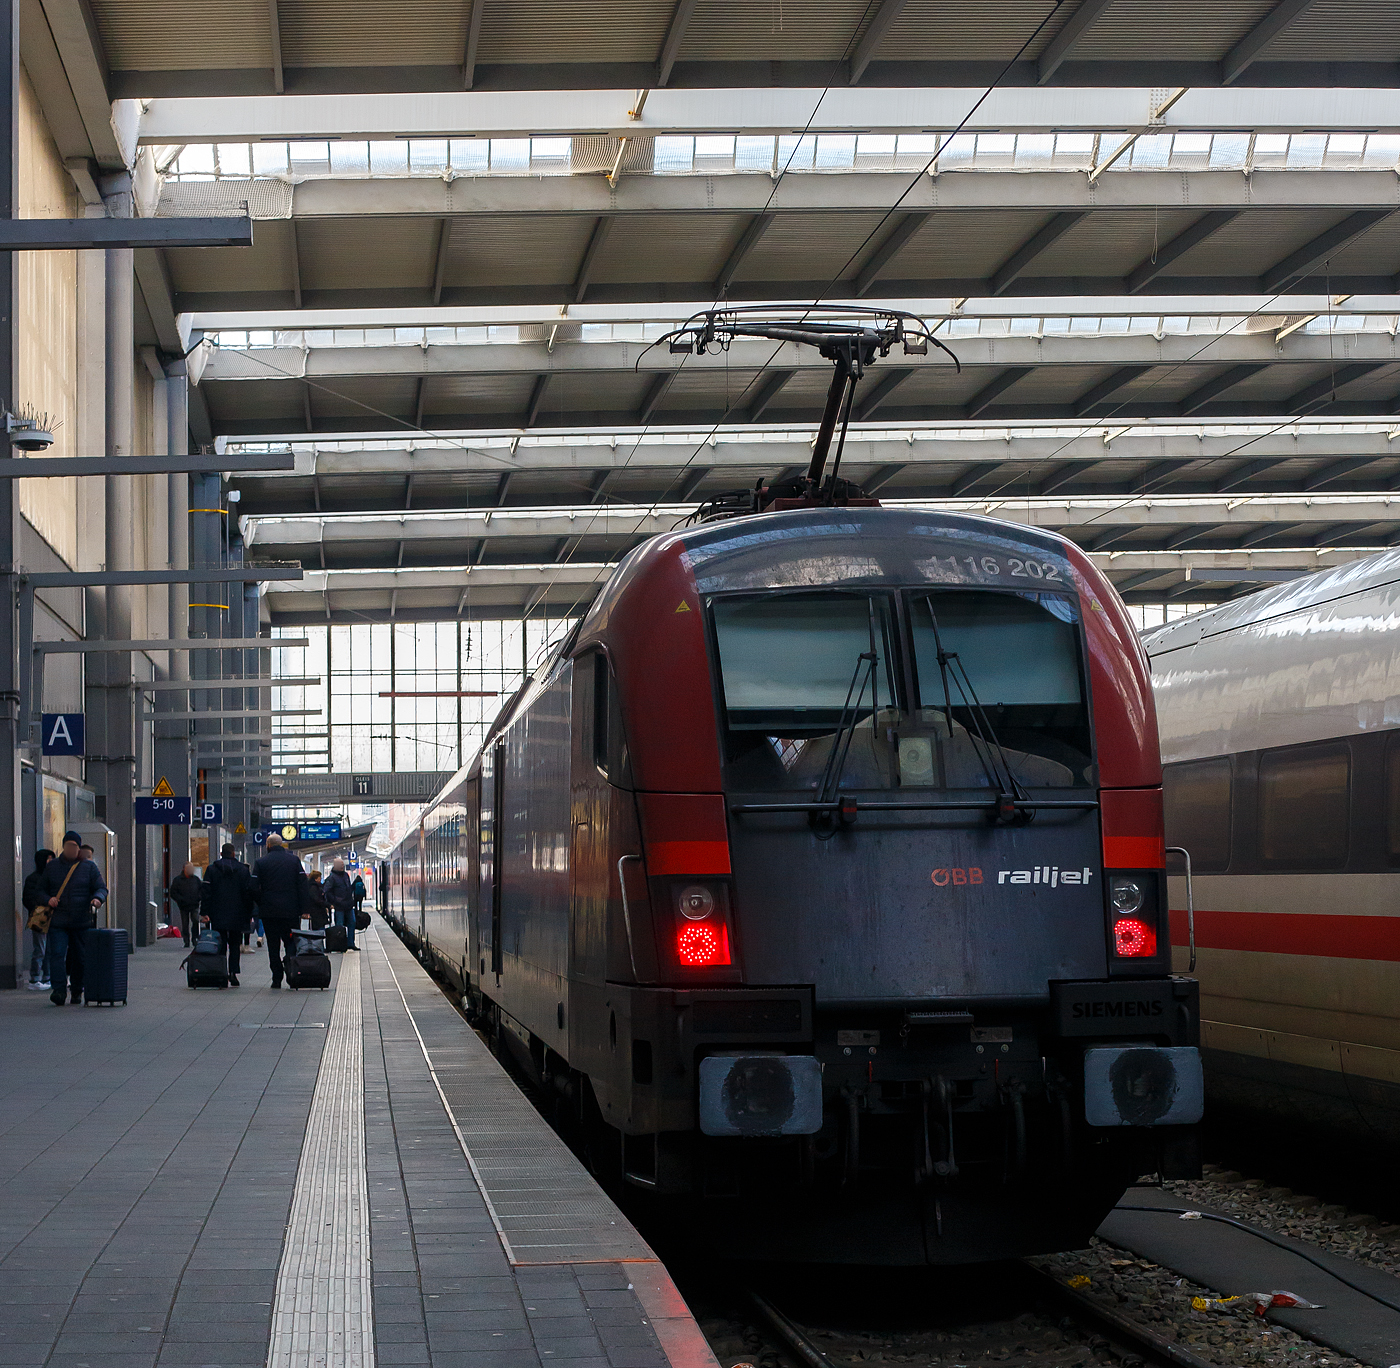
[0,920,719,1368]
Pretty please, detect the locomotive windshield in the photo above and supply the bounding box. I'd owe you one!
[711,587,1092,792]
[909,589,1093,788]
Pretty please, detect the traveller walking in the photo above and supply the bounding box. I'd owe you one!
[325,859,358,952]
[168,862,204,947]
[252,834,307,988]
[39,831,107,1006]
[201,843,255,987]
[305,870,330,930]
[351,871,366,916]
[23,848,54,990]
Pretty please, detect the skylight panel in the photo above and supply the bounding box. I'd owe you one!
[330,142,370,174]
[736,135,774,171]
[490,139,529,172]
[216,143,251,175]
[369,140,408,174]
[653,136,694,173]
[411,140,449,173]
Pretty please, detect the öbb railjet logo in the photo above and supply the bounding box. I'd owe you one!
[929,866,1097,887]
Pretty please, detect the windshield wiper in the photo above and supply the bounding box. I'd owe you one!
[816,650,877,809]
[920,610,1028,822]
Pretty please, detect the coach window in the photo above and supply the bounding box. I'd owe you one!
[1383,733,1400,862]
[1162,758,1232,873]
[1258,744,1350,870]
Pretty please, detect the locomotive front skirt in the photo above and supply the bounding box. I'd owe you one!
[385,507,1201,1265]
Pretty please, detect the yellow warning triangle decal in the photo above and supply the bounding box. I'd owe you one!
[152,776,174,797]
[675,600,692,613]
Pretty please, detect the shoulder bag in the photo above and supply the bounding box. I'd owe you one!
[27,860,79,934]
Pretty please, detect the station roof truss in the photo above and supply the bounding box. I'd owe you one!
[82,2,1400,96]
[197,324,1400,439]
[41,4,1400,621]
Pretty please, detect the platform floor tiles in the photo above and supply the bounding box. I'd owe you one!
[0,922,716,1368]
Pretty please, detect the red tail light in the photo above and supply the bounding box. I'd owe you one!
[676,920,731,967]
[1113,916,1157,958]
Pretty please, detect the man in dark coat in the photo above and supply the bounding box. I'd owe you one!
[40,831,108,1006]
[168,862,204,947]
[324,859,358,952]
[201,844,255,986]
[252,834,307,987]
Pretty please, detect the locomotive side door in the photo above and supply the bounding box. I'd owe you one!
[570,651,612,986]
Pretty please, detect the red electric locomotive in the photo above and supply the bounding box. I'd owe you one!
[385,311,1201,1264]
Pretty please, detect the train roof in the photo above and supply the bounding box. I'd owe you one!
[1141,550,1400,659]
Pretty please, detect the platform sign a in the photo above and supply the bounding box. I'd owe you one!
[41,713,83,756]
[135,795,191,826]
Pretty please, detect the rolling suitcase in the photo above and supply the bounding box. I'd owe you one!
[83,927,129,1005]
[183,929,228,989]
[325,923,348,953]
[286,948,331,990]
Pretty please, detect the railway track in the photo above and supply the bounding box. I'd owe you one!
[666,1256,1228,1368]
[745,1267,1216,1368]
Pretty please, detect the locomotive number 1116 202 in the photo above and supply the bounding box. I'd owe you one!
[931,554,1066,583]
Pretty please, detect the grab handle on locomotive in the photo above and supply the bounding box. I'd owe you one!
[616,853,644,979]
[1166,845,1195,974]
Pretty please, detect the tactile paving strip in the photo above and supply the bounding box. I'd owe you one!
[266,953,375,1368]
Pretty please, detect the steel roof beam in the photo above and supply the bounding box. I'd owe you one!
[848,0,912,85]
[190,169,1400,221]
[1125,211,1241,294]
[1177,364,1269,417]
[964,368,1032,418]
[854,212,929,297]
[573,215,614,304]
[1073,365,1149,418]
[972,210,1082,296]
[636,372,675,422]
[1262,211,1394,292]
[713,212,774,295]
[854,368,917,421]
[656,0,699,87]
[1037,0,1119,84]
[1221,0,1322,85]
[1286,363,1390,415]
[1214,457,1276,492]
[203,334,1400,385]
[739,370,795,422]
[137,90,1400,145]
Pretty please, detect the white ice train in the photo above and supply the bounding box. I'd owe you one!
[1143,552,1400,1144]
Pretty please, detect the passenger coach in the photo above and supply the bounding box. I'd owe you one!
[1146,552,1400,1148]
[386,505,1201,1264]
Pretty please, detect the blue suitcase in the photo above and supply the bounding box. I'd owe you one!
[83,927,129,1005]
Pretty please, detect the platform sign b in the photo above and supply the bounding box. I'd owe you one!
[41,713,83,756]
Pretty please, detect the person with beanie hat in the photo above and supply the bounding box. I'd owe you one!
[38,831,107,1006]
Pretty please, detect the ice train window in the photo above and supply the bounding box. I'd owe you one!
[1162,758,1232,873]
[909,590,1092,788]
[1258,745,1350,870]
